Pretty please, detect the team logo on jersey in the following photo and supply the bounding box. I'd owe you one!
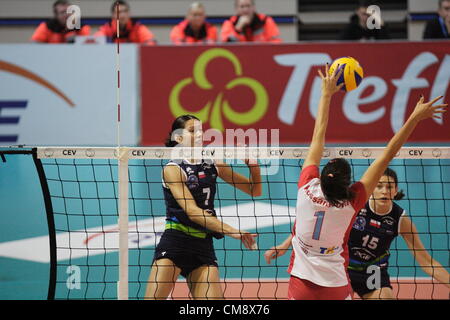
[382,217,394,226]
[370,219,381,228]
[186,174,199,189]
[354,250,373,261]
[202,161,212,170]
[319,246,339,255]
[198,171,206,179]
[353,216,366,231]
[382,217,395,235]
[186,166,194,174]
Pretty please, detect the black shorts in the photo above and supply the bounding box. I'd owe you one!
[348,268,392,298]
[153,229,218,278]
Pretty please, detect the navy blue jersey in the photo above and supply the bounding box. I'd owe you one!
[348,202,405,272]
[163,159,223,239]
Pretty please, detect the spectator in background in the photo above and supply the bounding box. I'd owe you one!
[423,0,450,39]
[95,0,156,44]
[220,0,282,43]
[31,0,90,43]
[340,0,390,41]
[170,2,217,44]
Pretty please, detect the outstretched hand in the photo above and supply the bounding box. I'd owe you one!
[229,230,258,250]
[264,246,288,264]
[410,95,447,122]
[318,63,344,97]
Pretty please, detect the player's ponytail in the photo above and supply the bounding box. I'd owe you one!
[383,167,405,200]
[165,114,200,147]
[320,158,355,207]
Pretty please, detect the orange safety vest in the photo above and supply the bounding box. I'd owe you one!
[31,20,91,43]
[95,19,156,44]
[220,13,281,43]
[170,20,217,44]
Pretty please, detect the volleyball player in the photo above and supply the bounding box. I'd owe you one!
[265,168,450,299]
[264,63,446,300]
[145,115,262,300]
[347,167,450,299]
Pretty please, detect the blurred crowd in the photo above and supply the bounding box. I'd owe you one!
[30,0,450,44]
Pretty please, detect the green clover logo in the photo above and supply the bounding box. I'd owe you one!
[169,48,268,131]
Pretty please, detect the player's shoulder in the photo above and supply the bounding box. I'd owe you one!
[362,201,371,211]
[349,181,367,200]
[350,180,365,191]
[164,160,185,171]
[299,176,321,194]
[307,176,321,185]
[391,202,406,217]
[299,165,320,180]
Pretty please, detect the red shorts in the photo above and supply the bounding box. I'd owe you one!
[288,276,353,300]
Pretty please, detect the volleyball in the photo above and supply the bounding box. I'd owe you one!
[328,56,364,92]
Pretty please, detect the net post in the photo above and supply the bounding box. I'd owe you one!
[117,147,129,300]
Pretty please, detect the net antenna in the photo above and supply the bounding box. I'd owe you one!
[114,0,129,301]
[115,0,121,149]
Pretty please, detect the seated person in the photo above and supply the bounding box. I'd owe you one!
[423,0,450,39]
[220,0,282,43]
[31,0,90,43]
[170,2,217,44]
[95,0,156,44]
[340,0,390,41]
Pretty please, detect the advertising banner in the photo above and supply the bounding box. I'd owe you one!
[0,44,139,146]
[140,42,450,145]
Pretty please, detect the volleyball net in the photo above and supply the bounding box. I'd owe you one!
[1,146,449,300]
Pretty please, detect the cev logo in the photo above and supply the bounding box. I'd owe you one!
[169,48,269,131]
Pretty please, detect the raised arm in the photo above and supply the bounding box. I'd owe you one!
[359,95,447,199]
[399,215,450,289]
[216,160,262,197]
[302,64,344,169]
[163,165,257,249]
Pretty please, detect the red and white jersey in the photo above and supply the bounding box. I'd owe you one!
[288,165,367,287]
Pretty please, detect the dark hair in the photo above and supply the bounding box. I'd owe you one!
[53,0,69,11]
[165,115,200,147]
[111,0,129,13]
[320,158,355,207]
[357,0,375,9]
[439,0,450,8]
[382,167,405,200]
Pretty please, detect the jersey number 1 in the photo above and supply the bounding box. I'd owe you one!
[312,211,325,240]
